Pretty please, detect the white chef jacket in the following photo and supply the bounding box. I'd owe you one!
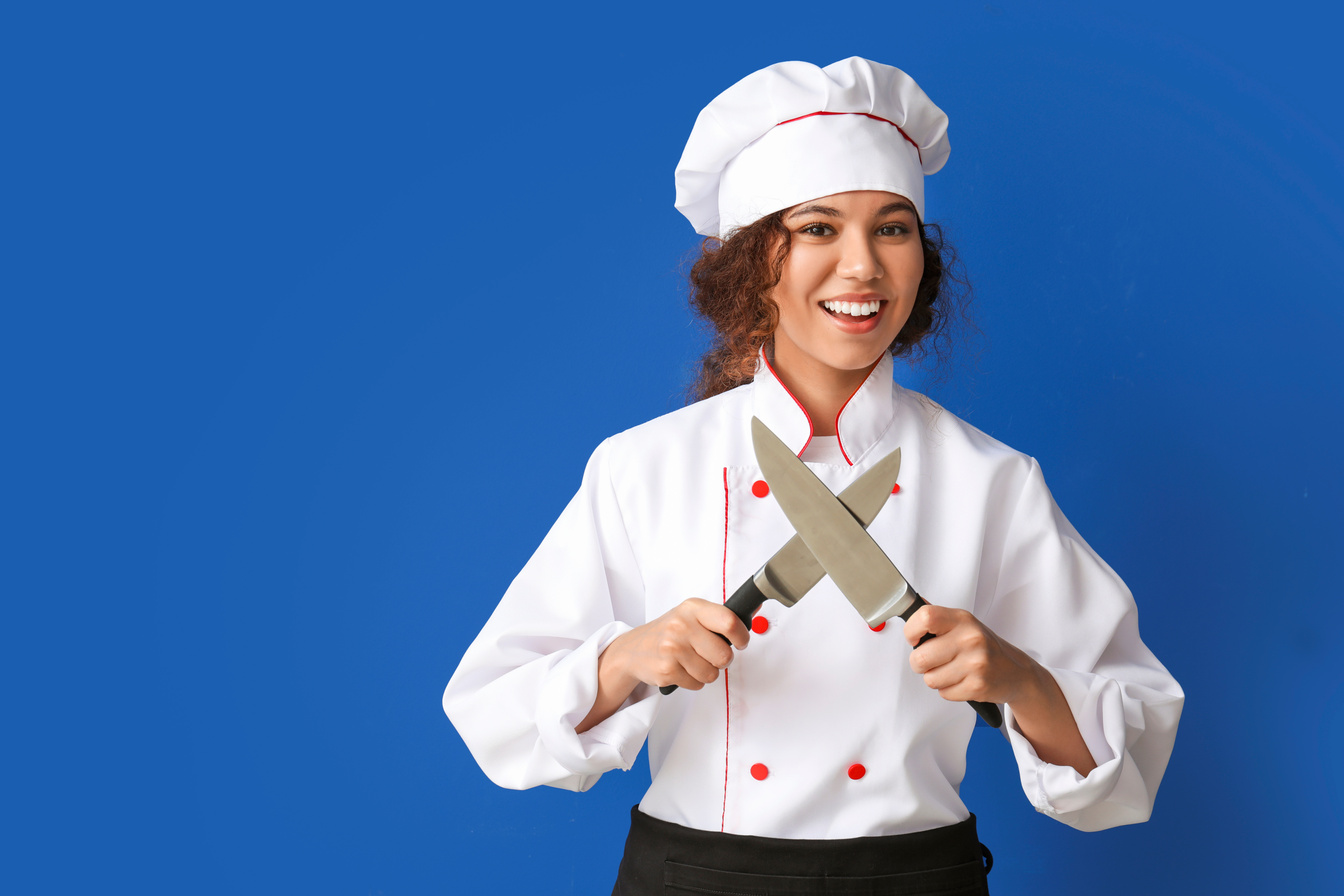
[443,352,1183,837]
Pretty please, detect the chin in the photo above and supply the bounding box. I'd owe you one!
[826,345,890,373]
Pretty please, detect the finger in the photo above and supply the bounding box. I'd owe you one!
[697,602,752,649]
[903,604,940,647]
[903,604,969,647]
[687,624,736,671]
[920,662,965,693]
[909,634,959,675]
[923,655,994,702]
[647,645,719,690]
[933,671,993,704]
[676,647,724,686]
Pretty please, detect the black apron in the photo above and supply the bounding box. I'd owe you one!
[612,806,992,895]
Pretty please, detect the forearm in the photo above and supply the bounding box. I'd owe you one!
[575,634,641,734]
[1007,661,1097,776]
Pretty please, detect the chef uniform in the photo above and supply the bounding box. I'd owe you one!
[443,58,1183,894]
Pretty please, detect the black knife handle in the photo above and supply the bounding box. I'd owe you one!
[659,575,766,695]
[901,593,1004,729]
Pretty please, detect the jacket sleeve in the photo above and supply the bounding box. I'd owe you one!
[442,438,659,792]
[988,458,1184,832]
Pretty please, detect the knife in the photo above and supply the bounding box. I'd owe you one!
[752,416,1003,727]
[659,440,903,695]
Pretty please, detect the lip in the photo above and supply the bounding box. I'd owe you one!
[818,293,888,335]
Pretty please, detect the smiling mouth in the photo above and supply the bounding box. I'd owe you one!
[821,299,884,318]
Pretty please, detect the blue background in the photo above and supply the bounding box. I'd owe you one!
[6,1,1342,892]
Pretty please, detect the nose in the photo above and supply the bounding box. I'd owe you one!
[835,232,884,282]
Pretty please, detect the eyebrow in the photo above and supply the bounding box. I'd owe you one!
[786,204,841,220]
[876,199,918,217]
[785,199,919,220]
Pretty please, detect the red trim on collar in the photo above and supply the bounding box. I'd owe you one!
[760,351,813,458]
[831,361,879,467]
[775,111,923,165]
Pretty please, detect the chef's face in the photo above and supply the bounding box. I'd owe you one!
[768,190,924,385]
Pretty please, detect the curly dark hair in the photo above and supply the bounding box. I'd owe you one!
[685,212,971,402]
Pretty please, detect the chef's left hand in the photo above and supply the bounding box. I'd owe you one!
[903,604,1042,706]
[904,603,1099,775]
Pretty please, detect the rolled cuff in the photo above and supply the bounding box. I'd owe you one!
[535,620,659,789]
[1002,665,1155,831]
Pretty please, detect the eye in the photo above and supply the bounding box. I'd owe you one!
[877,222,911,237]
[797,222,835,237]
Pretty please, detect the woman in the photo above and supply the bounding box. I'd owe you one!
[444,57,1182,894]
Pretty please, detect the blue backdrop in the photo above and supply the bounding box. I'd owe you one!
[7,2,1342,892]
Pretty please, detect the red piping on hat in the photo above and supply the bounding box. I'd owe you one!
[760,351,813,457]
[775,111,923,165]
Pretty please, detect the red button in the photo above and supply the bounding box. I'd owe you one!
[751,480,770,498]
[891,482,901,494]
[750,763,769,781]
[751,616,770,634]
[870,622,886,632]
[848,763,867,780]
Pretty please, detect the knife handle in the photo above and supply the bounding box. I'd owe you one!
[659,575,766,695]
[902,593,1004,729]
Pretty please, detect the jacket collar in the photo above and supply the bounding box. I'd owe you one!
[750,348,896,465]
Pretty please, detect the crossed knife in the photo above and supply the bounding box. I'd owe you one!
[661,417,1002,729]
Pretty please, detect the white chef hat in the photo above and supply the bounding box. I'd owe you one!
[674,57,950,238]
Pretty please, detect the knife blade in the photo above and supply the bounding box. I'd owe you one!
[659,439,902,695]
[752,416,1003,728]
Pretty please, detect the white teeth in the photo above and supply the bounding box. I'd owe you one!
[823,300,881,317]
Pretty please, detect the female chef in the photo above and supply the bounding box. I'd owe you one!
[444,57,1183,894]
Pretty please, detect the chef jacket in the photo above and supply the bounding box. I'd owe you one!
[443,352,1183,837]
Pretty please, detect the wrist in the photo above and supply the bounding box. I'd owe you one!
[597,631,641,695]
[577,633,642,734]
[1006,653,1060,720]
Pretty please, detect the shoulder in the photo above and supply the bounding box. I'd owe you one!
[893,384,1026,461]
[585,383,751,486]
[605,383,749,456]
[891,384,1039,499]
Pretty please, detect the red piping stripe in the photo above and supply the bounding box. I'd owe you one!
[775,110,923,165]
[720,466,730,833]
[760,352,814,457]
[832,359,880,467]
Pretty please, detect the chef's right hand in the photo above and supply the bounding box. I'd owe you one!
[609,598,751,691]
[577,600,749,732]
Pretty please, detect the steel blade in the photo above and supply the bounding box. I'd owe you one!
[752,416,915,627]
[755,442,901,606]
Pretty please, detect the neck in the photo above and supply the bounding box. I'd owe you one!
[767,349,876,437]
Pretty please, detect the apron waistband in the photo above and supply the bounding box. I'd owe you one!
[612,806,991,895]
